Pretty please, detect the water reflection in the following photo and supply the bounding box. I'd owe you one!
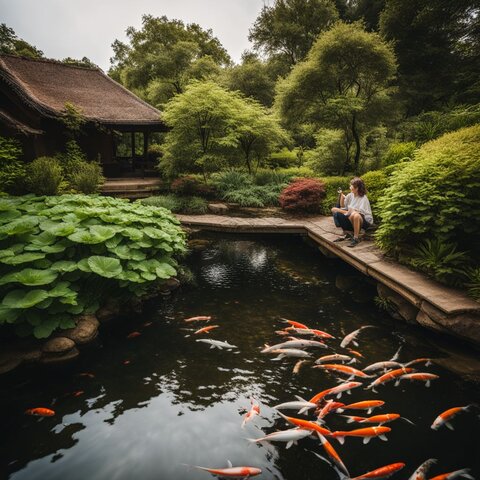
[1,234,479,480]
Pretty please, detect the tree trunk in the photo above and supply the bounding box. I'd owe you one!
[351,114,361,175]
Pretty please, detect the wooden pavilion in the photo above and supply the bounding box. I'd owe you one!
[0,54,167,177]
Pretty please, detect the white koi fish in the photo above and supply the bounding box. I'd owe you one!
[315,354,355,364]
[284,337,328,349]
[241,398,260,428]
[270,348,312,360]
[363,361,404,373]
[273,395,318,414]
[196,339,238,350]
[408,458,437,480]
[340,325,376,348]
[189,460,262,478]
[247,427,312,449]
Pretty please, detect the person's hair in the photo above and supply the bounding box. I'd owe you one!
[350,177,367,196]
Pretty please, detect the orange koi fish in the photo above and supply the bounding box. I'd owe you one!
[184,315,211,322]
[293,359,310,374]
[337,400,385,414]
[317,400,345,419]
[191,461,262,478]
[241,398,260,428]
[398,373,439,387]
[25,407,55,417]
[310,381,363,403]
[349,462,406,479]
[315,354,354,364]
[318,433,350,477]
[431,405,474,431]
[366,367,414,392]
[277,411,332,436]
[404,358,432,367]
[341,413,402,425]
[331,426,391,445]
[194,325,219,335]
[72,390,84,397]
[78,372,95,378]
[429,468,474,480]
[127,331,141,339]
[347,348,364,358]
[281,318,309,329]
[314,364,373,378]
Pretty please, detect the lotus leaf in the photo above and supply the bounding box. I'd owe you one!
[66,304,84,314]
[0,249,14,259]
[105,235,123,248]
[77,258,92,273]
[0,209,21,222]
[140,272,156,281]
[87,256,123,278]
[35,297,54,309]
[2,289,50,308]
[28,231,57,247]
[0,268,58,286]
[119,270,142,282]
[121,227,143,241]
[48,282,75,298]
[0,306,21,324]
[68,229,104,244]
[42,222,77,237]
[34,318,59,339]
[51,261,77,272]
[59,317,76,329]
[112,245,131,259]
[0,217,39,236]
[0,252,46,265]
[155,263,176,279]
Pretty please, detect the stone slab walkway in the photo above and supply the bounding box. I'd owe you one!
[176,214,480,319]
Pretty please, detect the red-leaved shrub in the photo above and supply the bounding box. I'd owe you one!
[170,175,215,198]
[279,178,326,213]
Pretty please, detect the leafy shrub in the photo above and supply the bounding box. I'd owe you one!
[58,140,87,180]
[171,175,215,198]
[361,170,388,220]
[375,125,480,266]
[0,195,186,339]
[303,129,346,175]
[211,170,252,194]
[408,239,467,286]
[276,166,316,178]
[466,268,480,301]
[70,162,104,194]
[252,169,291,186]
[140,194,182,212]
[222,184,284,207]
[148,143,163,162]
[382,142,417,167]
[279,178,326,213]
[180,196,209,214]
[0,136,27,194]
[27,157,64,195]
[267,148,298,168]
[317,176,351,215]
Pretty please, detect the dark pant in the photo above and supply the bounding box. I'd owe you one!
[333,211,369,231]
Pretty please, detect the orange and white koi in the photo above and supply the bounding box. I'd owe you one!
[184,315,211,322]
[340,325,376,348]
[310,329,335,339]
[404,358,432,367]
[363,361,403,373]
[25,407,55,417]
[72,390,84,397]
[241,398,260,428]
[247,427,312,448]
[310,381,363,403]
[337,400,385,414]
[347,348,364,358]
[315,354,354,364]
[280,318,309,329]
[431,405,474,430]
[127,331,141,339]
[398,373,439,387]
[274,396,318,414]
[428,468,474,480]
[277,411,332,436]
[348,462,406,479]
[408,458,437,480]
[317,400,345,419]
[293,359,310,374]
[193,325,219,335]
[314,364,373,378]
[318,433,350,477]
[331,426,391,445]
[341,413,411,425]
[191,460,262,478]
[366,367,414,392]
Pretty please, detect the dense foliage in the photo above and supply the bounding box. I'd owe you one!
[0,136,27,195]
[375,125,480,263]
[0,195,186,338]
[279,178,326,213]
[140,195,208,214]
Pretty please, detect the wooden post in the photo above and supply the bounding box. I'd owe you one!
[130,132,135,173]
[143,131,149,178]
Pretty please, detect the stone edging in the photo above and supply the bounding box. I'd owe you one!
[176,214,480,346]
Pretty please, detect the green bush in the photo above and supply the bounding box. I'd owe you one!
[0,195,186,339]
[180,196,209,214]
[27,157,64,195]
[252,169,291,186]
[0,136,27,194]
[276,166,316,179]
[267,148,299,168]
[466,267,480,301]
[170,175,215,198]
[58,140,87,180]
[382,142,417,167]
[140,194,182,211]
[148,143,163,162]
[361,170,389,220]
[70,162,104,194]
[317,176,351,215]
[211,170,252,194]
[375,125,480,266]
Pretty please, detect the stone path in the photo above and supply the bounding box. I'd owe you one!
[176,213,480,345]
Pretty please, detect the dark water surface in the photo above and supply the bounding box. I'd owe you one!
[1,234,479,480]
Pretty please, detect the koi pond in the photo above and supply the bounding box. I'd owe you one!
[1,234,479,480]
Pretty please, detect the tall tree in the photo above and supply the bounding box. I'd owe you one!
[0,23,43,58]
[248,0,339,66]
[275,22,397,174]
[109,15,230,106]
[380,0,480,114]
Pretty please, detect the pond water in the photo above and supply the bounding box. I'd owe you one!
[1,234,479,480]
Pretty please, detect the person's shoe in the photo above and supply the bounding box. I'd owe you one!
[346,237,360,248]
[333,233,352,243]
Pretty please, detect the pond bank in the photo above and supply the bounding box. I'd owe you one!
[176,213,480,347]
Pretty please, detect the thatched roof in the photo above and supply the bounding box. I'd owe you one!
[0,108,43,135]
[0,54,163,126]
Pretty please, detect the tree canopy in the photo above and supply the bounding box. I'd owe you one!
[275,22,397,174]
[0,23,43,58]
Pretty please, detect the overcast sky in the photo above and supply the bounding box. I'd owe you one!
[0,0,267,71]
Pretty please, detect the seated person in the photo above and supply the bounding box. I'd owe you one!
[331,177,373,248]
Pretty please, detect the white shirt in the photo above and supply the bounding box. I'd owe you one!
[344,192,373,224]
